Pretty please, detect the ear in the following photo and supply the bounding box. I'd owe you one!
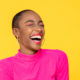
[12,28,20,38]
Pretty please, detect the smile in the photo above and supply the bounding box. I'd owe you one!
[30,33,42,44]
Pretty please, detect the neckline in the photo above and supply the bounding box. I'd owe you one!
[15,49,41,62]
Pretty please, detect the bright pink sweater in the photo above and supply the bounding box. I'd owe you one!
[0,49,69,80]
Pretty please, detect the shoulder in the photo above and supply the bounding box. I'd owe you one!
[0,56,14,64]
[0,56,14,70]
[0,57,14,79]
[40,49,69,70]
[40,48,67,56]
[40,48,68,60]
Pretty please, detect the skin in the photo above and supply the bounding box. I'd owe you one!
[13,11,45,55]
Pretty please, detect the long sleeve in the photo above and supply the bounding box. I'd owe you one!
[56,51,69,80]
[0,49,69,80]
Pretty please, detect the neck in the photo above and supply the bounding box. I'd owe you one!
[20,44,37,55]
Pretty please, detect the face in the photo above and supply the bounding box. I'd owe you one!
[18,11,45,51]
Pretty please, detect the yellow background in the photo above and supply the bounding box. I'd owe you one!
[0,0,80,80]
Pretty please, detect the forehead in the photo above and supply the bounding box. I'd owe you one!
[21,11,42,22]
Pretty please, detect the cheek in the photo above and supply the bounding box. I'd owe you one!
[20,27,33,38]
[42,28,45,35]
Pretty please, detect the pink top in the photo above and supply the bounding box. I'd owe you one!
[0,49,69,80]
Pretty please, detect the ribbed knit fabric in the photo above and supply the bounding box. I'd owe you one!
[0,49,69,80]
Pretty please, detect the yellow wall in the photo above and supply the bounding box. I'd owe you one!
[0,0,80,80]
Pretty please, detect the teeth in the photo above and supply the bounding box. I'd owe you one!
[31,36,41,39]
[34,40,40,42]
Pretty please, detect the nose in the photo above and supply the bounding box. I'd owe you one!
[35,25,42,32]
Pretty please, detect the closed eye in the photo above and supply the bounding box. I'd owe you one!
[27,24,34,26]
[39,23,44,27]
[40,25,44,27]
[26,23,34,26]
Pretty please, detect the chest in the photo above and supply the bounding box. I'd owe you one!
[12,57,57,80]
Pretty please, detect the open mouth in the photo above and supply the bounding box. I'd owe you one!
[30,33,42,44]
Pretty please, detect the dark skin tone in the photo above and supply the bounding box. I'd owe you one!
[13,11,45,55]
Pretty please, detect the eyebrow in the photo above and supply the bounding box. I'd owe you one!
[25,20,34,23]
[25,20,43,23]
[39,21,43,23]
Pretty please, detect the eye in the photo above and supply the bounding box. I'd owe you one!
[26,22,34,26]
[39,23,44,27]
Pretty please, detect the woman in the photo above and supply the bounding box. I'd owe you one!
[0,10,69,80]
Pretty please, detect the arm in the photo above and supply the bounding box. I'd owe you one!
[56,51,69,80]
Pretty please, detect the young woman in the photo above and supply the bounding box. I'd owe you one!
[0,10,69,80]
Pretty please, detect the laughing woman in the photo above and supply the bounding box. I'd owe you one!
[0,10,69,80]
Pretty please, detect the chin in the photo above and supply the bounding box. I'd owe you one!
[32,45,41,51]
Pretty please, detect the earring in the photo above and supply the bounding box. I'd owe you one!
[17,36,18,47]
[41,38,45,46]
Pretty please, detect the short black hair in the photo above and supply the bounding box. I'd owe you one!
[12,9,33,29]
